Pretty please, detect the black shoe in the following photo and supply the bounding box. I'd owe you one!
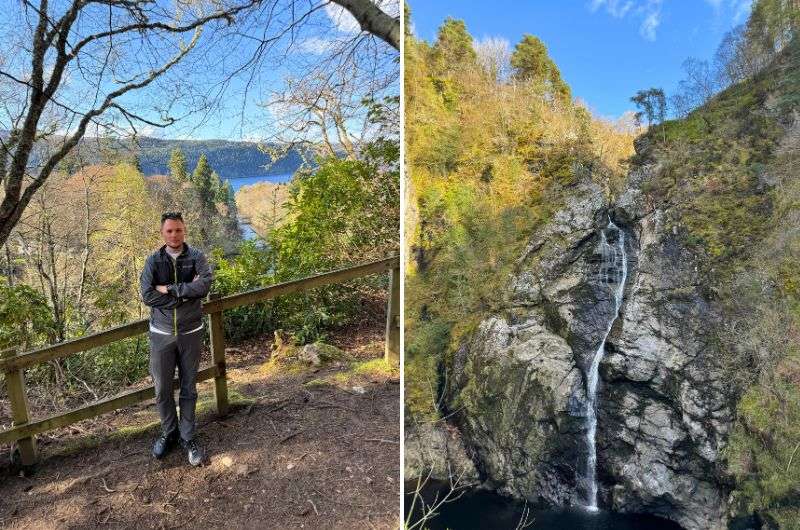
[152,430,179,459]
[181,438,204,467]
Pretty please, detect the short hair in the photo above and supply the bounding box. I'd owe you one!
[161,211,184,225]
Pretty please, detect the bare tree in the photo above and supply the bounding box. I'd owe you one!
[669,58,720,118]
[474,37,512,83]
[243,1,398,167]
[0,0,400,248]
[0,0,267,247]
[260,55,395,161]
[713,25,756,87]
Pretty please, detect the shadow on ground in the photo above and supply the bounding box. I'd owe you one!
[0,326,400,530]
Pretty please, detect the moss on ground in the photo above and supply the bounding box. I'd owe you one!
[260,340,352,378]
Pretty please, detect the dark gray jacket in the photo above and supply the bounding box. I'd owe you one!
[140,243,213,335]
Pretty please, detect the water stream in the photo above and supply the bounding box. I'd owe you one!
[584,218,628,510]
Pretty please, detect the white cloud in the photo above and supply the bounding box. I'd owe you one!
[324,4,361,34]
[587,0,663,41]
[639,0,663,41]
[297,36,334,55]
[138,125,157,137]
[591,0,635,18]
[640,10,660,41]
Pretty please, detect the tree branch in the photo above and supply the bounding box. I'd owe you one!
[0,27,203,246]
[330,0,399,50]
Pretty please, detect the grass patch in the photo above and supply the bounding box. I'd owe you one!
[352,358,399,378]
[301,357,398,390]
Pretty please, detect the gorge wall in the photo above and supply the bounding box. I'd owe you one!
[444,171,735,530]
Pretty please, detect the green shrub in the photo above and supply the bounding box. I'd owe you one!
[211,241,278,342]
[0,278,56,351]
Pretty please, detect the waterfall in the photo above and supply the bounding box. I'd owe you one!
[584,218,627,511]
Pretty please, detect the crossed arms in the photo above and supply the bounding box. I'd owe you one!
[140,253,213,309]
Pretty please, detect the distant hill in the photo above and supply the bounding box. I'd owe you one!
[133,137,310,180]
[0,132,311,180]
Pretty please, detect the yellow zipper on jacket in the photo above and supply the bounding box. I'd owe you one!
[172,257,178,336]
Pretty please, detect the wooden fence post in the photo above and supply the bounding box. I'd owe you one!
[207,294,229,416]
[385,265,400,364]
[1,347,38,467]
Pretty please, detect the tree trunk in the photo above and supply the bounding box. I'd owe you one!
[331,0,400,50]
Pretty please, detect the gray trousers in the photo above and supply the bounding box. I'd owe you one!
[148,331,202,441]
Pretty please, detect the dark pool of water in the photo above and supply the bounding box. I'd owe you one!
[405,481,685,530]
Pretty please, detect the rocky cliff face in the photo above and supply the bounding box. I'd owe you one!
[446,172,734,530]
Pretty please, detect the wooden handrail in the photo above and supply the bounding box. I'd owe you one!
[0,320,149,374]
[201,255,399,314]
[0,255,399,373]
[0,366,218,445]
[0,255,401,454]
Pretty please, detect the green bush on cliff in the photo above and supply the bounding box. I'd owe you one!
[724,53,800,530]
[722,150,800,526]
[726,297,800,526]
[639,39,799,280]
[728,364,800,529]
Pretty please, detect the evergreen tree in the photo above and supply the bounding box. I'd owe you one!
[431,17,477,72]
[511,34,571,101]
[510,35,549,80]
[211,171,227,204]
[168,148,189,183]
[219,180,234,206]
[191,154,215,207]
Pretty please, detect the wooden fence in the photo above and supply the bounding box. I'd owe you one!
[0,255,400,468]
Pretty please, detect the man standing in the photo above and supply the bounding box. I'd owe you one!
[140,212,212,466]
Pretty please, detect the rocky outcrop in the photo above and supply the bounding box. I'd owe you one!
[404,421,480,484]
[601,168,732,529]
[445,172,734,530]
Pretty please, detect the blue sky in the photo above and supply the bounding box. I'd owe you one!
[408,0,752,119]
[0,2,399,142]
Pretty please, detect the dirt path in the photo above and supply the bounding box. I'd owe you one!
[0,325,400,529]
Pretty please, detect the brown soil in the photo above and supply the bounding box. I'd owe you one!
[0,322,400,529]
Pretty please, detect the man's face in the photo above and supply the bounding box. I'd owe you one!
[160,219,186,249]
